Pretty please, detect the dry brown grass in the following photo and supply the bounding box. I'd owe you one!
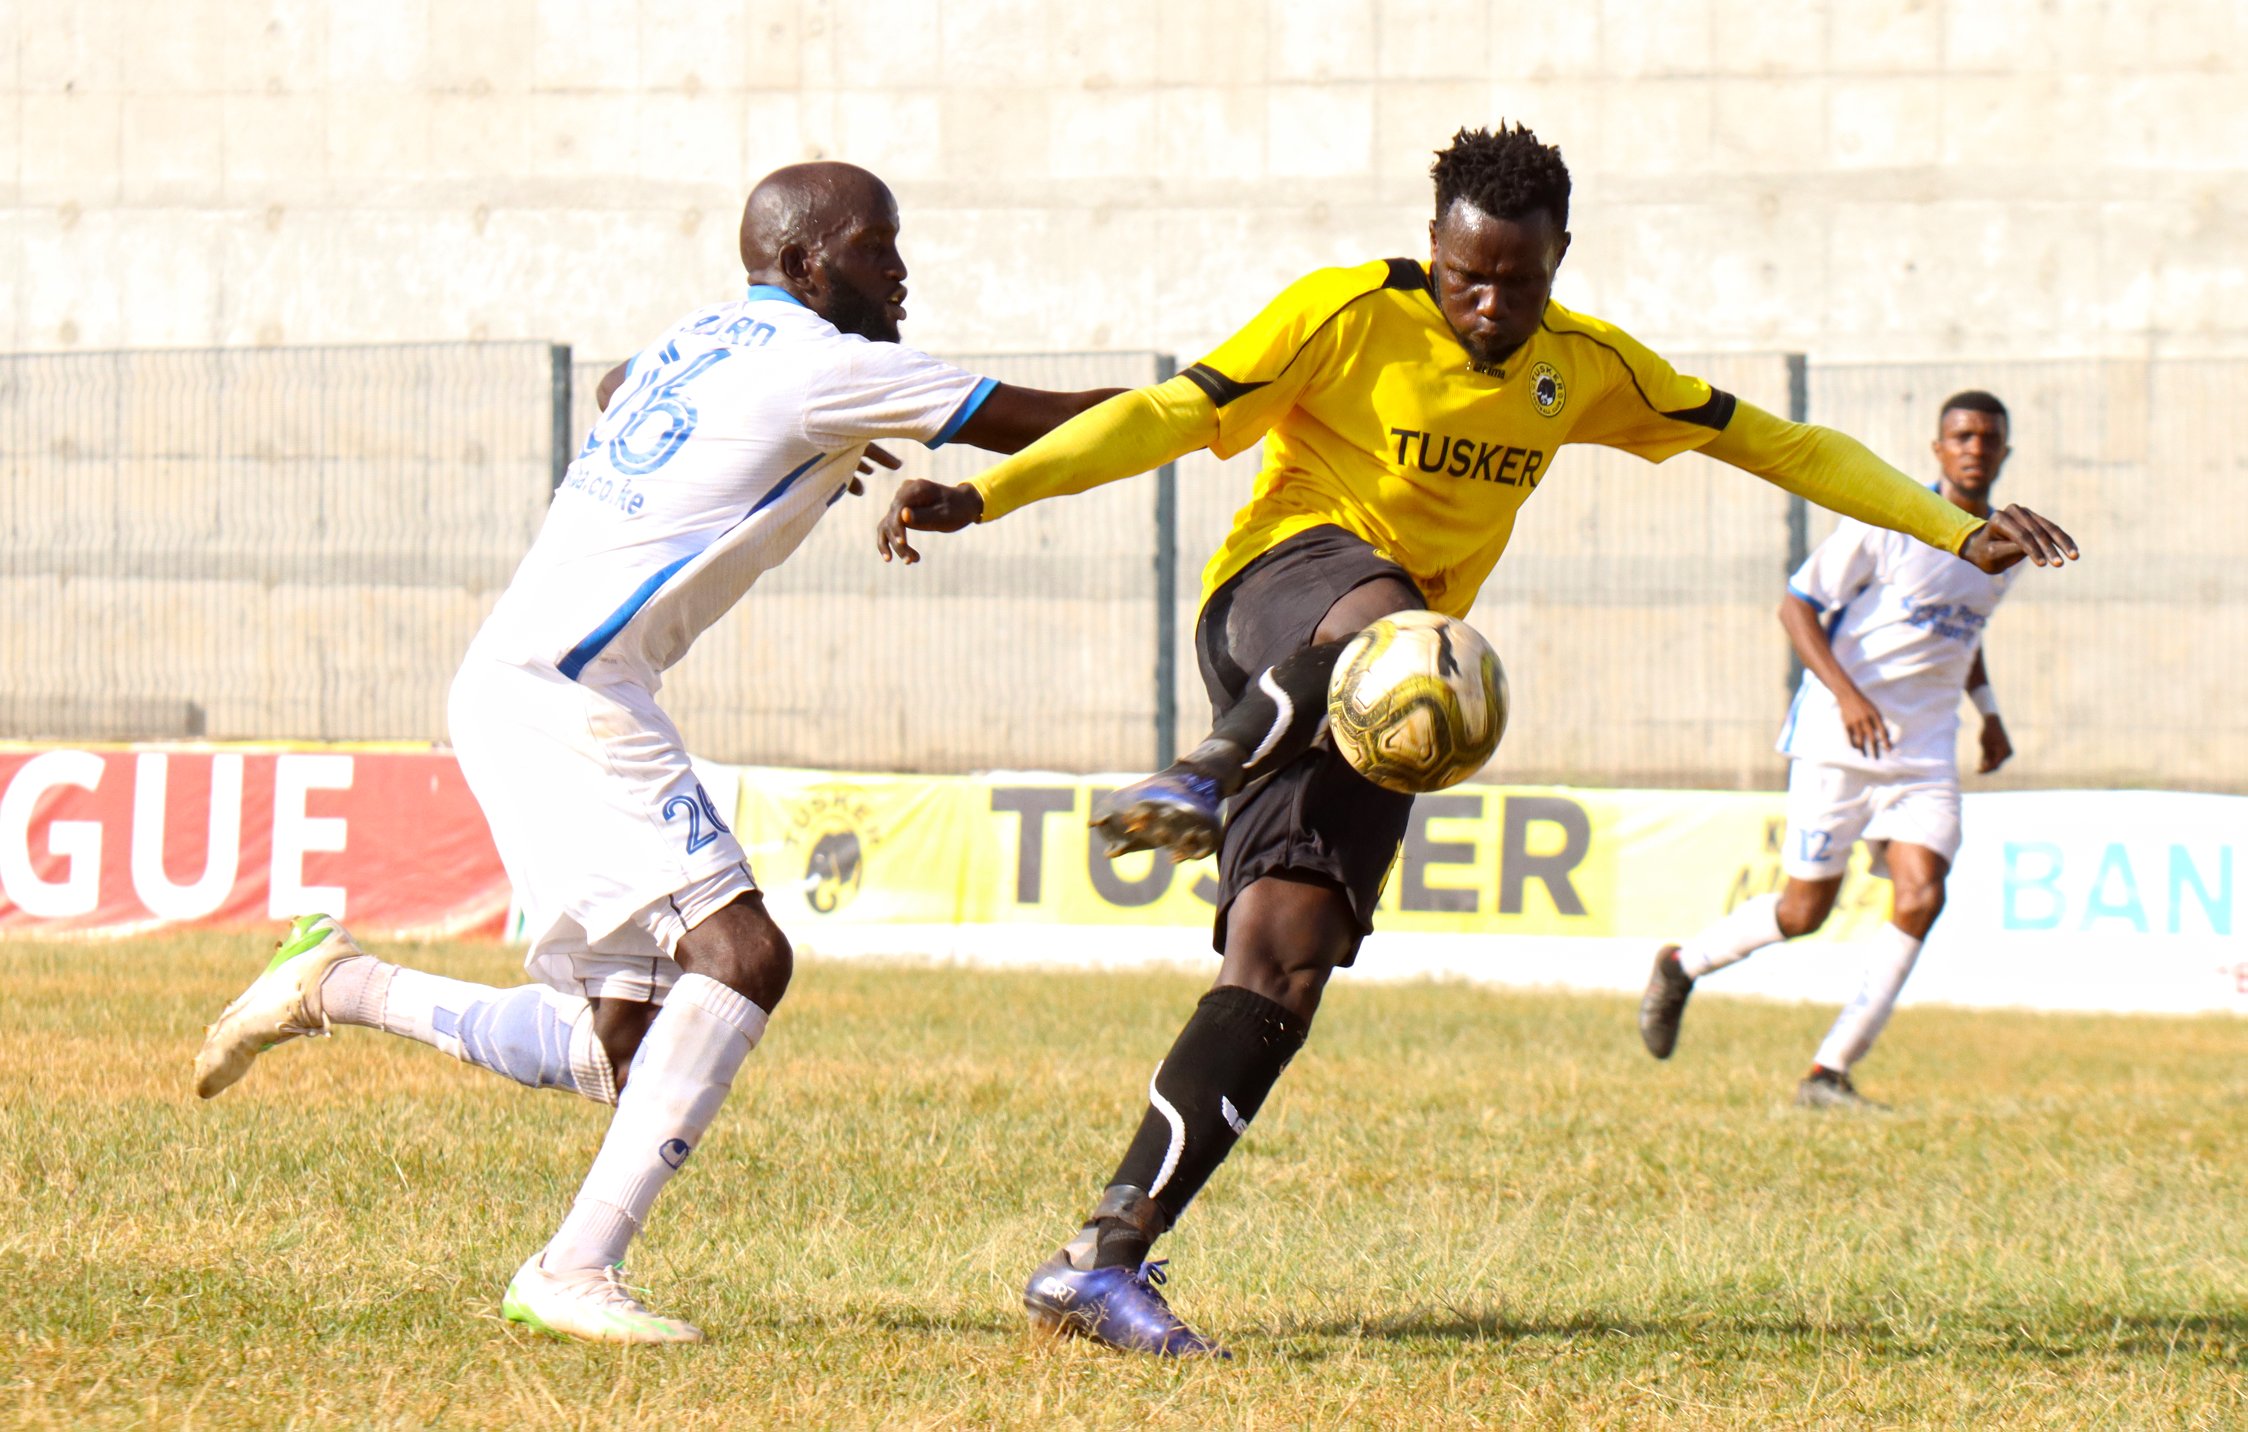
[3,933,2241,1428]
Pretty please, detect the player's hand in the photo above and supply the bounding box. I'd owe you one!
[1961,504,2079,573]
[877,479,983,564]
[1977,716,2013,774]
[842,443,900,498]
[1838,690,1892,758]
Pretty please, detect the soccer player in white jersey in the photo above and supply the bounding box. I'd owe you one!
[191,163,1119,1343]
[1638,391,2029,1109]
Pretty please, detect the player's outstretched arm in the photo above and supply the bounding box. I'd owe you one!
[1703,402,2080,574]
[948,384,1124,455]
[1781,591,1892,758]
[871,382,1124,555]
[877,377,1219,564]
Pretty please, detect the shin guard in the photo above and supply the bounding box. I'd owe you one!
[1186,641,1348,793]
[1090,986,1309,1267]
[1813,923,1924,1073]
[542,973,767,1272]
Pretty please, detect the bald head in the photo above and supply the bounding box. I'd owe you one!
[739,162,895,274]
[737,162,908,342]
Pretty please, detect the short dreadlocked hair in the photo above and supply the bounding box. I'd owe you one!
[1431,124,1571,229]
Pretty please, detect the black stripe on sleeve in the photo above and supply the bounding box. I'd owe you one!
[1181,362,1267,408]
[1662,388,1738,430]
[1382,257,1428,291]
[1544,318,1742,432]
[1186,264,1407,410]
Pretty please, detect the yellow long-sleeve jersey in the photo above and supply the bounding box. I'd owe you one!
[970,258,1982,618]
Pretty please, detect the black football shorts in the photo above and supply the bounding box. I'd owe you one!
[1195,525,1428,963]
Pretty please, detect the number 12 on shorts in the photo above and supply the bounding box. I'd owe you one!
[1797,828,1834,864]
[663,782,733,854]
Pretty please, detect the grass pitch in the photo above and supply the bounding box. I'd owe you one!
[3,934,2241,1429]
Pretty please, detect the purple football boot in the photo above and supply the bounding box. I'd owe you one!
[1023,1252,1227,1358]
[1089,767,1223,862]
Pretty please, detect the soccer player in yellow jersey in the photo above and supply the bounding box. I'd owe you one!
[877,125,2078,1357]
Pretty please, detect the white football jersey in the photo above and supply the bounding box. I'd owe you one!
[1778,514,2019,775]
[469,286,995,687]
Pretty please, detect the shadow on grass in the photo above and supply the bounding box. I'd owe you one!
[1272,1306,2248,1361]
[861,1306,1032,1339]
[49,1253,2242,1364]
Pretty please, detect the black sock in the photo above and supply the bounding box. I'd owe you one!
[1086,986,1311,1268]
[1181,640,1347,795]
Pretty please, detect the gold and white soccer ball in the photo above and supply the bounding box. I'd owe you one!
[1326,611,1508,794]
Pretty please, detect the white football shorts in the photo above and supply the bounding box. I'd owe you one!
[448,655,757,1001]
[1780,758,1962,880]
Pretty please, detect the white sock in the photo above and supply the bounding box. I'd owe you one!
[1677,894,1786,978]
[542,973,767,1273]
[319,956,615,1105]
[1813,922,1924,1073]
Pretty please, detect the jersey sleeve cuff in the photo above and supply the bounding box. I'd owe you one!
[928,377,999,450]
[1786,582,1826,613]
[965,475,1008,523]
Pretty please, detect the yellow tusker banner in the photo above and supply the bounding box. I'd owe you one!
[727,768,1893,944]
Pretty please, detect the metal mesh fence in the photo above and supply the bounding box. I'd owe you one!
[1460,352,1804,788]
[0,343,562,742]
[5,341,2241,793]
[1810,359,2248,793]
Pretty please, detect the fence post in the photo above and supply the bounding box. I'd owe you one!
[1153,353,1179,769]
[1784,352,1810,696]
[549,343,573,492]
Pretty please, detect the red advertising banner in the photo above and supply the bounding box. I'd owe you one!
[0,745,509,939]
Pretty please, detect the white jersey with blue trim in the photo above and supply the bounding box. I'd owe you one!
[469,287,995,688]
[1777,515,2019,775]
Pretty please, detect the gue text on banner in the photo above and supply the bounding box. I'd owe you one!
[0,745,510,939]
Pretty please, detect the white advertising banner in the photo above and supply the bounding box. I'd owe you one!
[749,774,2242,1019]
[1369,790,2247,1016]
[1908,790,2242,1014]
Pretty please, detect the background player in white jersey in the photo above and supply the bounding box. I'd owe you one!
[1639,391,2027,1110]
[191,163,1118,1343]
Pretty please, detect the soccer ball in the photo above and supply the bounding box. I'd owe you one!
[1326,611,1508,793]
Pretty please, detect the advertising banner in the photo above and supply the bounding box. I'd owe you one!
[730,769,2244,1017]
[0,745,510,939]
[734,769,1885,934]
[1920,790,2241,1013]
[5,742,2236,1016]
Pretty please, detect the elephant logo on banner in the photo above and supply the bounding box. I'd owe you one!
[804,829,864,913]
[784,789,880,915]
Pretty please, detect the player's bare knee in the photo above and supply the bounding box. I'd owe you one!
[675,894,793,1010]
[1275,962,1332,1015]
[1218,911,1347,1023]
[1892,880,1946,934]
[1218,949,1333,1023]
[1775,882,1837,939]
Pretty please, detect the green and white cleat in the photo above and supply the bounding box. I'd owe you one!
[502,1257,704,1345]
[192,913,365,1100]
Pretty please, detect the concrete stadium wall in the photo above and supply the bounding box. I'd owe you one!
[5,1,2245,368]
[7,3,2244,788]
